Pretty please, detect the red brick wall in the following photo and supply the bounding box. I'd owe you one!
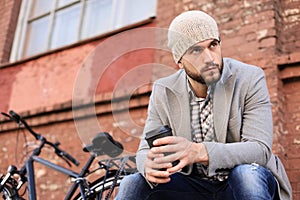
[0,29,155,113]
[275,0,300,198]
[0,0,21,64]
[284,77,300,196]
[278,62,300,198]
[275,0,300,54]
[0,42,97,112]
[0,0,300,199]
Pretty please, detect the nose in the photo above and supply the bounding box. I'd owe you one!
[203,49,214,63]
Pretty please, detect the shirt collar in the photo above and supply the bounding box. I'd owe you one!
[187,79,205,103]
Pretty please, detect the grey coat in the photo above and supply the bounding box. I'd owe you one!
[136,58,292,199]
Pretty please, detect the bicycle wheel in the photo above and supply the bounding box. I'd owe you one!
[73,173,125,200]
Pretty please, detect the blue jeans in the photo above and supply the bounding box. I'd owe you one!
[116,164,278,200]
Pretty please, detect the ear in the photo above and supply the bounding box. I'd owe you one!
[178,61,184,69]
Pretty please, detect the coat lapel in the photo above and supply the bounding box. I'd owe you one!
[163,61,236,143]
[165,70,192,140]
[213,60,236,143]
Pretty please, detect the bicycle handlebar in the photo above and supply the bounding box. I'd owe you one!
[52,142,80,166]
[9,110,42,140]
[1,110,80,166]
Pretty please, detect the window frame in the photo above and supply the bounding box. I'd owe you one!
[10,0,157,62]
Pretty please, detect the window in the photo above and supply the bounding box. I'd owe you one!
[10,0,157,61]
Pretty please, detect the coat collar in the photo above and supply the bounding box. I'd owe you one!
[213,58,236,142]
[157,69,191,139]
[161,58,236,142]
[157,69,187,96]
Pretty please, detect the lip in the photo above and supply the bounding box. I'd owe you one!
[202,66,217,72]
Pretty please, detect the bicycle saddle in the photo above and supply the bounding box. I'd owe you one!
[83,132,123,157]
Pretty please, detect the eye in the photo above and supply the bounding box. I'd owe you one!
[188,46,203,55]
[209,41,219,49]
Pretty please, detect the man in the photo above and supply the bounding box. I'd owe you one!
[116,10,292,200]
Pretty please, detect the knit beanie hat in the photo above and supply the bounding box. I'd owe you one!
[168,10,219,63]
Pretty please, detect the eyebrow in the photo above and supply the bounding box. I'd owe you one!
[187,39,220,52]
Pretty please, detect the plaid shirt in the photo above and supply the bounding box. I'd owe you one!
[188,81,216,143]
[188,81,229,181]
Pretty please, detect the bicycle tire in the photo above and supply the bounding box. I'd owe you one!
[73,173,125,200]
[0,184,19,200]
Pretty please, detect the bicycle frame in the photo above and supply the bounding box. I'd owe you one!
[0,111,136,200]
[25,154,96,200]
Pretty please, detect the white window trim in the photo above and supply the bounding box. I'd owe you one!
[10,0,33,62]
[10,0,157,62]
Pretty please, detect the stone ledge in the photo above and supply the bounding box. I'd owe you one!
[0,85,152,133]
[277,52,300,66]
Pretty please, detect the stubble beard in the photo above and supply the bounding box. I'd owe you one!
[184,60,223,86]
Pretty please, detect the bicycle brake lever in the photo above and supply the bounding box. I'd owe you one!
[61,151,80,166]
[53,142,80,166]
[1,112,22,126]
[9,110,22,124]
[60,155,72,167]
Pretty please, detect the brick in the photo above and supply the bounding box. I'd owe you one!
[259,37,277,48]
[0,0,299,198]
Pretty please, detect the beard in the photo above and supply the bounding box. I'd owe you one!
[184,59,223,86]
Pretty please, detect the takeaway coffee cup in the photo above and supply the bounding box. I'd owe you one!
[145,125,173,148]
[145,125,179,169]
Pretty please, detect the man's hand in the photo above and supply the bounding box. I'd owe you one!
[144,149,173,184]
[151,136,209,174]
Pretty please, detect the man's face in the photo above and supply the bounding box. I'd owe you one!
[179,39,223,85]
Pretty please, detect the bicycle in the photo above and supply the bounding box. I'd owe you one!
[0,110,137,200]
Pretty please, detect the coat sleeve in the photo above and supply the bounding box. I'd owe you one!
[203,66,274,176]
[136,82,165,176]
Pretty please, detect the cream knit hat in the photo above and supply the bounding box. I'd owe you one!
[168,10,219,63]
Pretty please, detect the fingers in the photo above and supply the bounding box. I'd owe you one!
[147,149,164,160]
[153,136,176,146]
[145,168,171,184]
[145,136,209,180]
[153,153,186,174]
[145,170,171,183]
[146,151,173,169]
[151,137,195,172]
[151,137,182,156]
[166,160,185,174]
[145,136,199,183]
[151,138,191,164]
[145,149,174,184]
